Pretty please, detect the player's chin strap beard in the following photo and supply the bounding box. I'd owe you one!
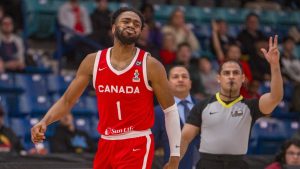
[219,81,240,101]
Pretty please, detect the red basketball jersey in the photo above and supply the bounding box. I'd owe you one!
[93,48,154,136]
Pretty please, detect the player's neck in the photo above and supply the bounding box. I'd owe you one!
[112,42,136,60]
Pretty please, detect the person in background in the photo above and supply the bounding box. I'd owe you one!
[159,33,177,66]
[249,39,271,82]
[173,43,206,100]
[237,13,266,57]
[58,0,92,68]
[58,0,92,38]
[196,57,219,96]
[152,65,200,169]
[51,113,96,153]
[140,3,163,48]
[136,24,160,61]
[90,0,113,48]
[0,16,25,72]
[280,36,300,84]
[265,138,300,169]
[162,8,200,53]
[210,19,236,62]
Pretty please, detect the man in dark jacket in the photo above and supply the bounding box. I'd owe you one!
[152,65,200,169]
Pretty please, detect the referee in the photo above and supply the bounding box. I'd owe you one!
[179,35,283,169]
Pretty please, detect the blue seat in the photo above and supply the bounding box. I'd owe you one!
[47,74,74,95]
[214,8,250,24]
[74,116,92,135]
[89,115,100,140]
[228,24,242,38]
[10,117,31,139]
[154,5,175,23]
[14,74,48,96]
[251,118,286,154]
[275,11,300,25]
[9,93,52,116]
[0,73,16,93]
[72,96,95,115]
[283,120,299,138]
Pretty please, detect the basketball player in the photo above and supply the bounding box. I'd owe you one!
[31,7,181,169]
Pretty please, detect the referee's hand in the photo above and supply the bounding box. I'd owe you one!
[31,121,47,144]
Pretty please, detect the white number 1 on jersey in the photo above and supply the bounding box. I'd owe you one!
[116,101,122,120]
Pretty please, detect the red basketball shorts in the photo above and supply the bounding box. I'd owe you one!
[93,131,154,169]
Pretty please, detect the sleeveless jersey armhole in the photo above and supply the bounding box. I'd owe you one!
[142,53,153,91]
[93,51,102,89]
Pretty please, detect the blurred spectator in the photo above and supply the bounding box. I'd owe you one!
[174,42,193,68]
[226,44,253,82]
[58,0,92,69]
[140,3,163,48]
[196,57,219,96]
[51,113,96,153]
[162,8,200,53]
[136,24,160,61]
[288,26,300,44]
[280,37,300,83]
[241,79,261,99]
[244,0,281,10]
[210,20,236,62]
[159,33,177,66]
[265,138,300,169]
[280,37,300,112]
[249,39,271,82]
[58,0,92,38]
[237,13,266,57]
[211,20,253,83]
[0,16,25,72]
[0,5,4,22]
[0,105,25,153]
[90,0,113,48]
[0,0,23,30]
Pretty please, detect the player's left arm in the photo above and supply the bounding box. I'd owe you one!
[147,55,181,168]
[259,35,283,115]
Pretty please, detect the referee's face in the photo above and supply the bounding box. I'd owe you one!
[218,62,245,93]
[168,67,192,97]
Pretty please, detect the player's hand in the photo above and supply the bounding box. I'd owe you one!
[31,121,47,144]
[260,35,280,66]
[163,156,179,169]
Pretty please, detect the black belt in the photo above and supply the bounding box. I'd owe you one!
[200,152,244,161]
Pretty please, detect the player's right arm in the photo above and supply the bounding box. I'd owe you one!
[147,55,181,169]
[180,124,200,160]
[31,53,96,144]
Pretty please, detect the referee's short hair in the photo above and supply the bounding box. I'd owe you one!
[218,59,244,74]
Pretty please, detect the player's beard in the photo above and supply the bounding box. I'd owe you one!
[115,26,140,45]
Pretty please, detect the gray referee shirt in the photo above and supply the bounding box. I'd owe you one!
[187,92,265,155]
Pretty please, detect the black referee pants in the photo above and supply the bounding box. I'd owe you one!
[196,153,249,169]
